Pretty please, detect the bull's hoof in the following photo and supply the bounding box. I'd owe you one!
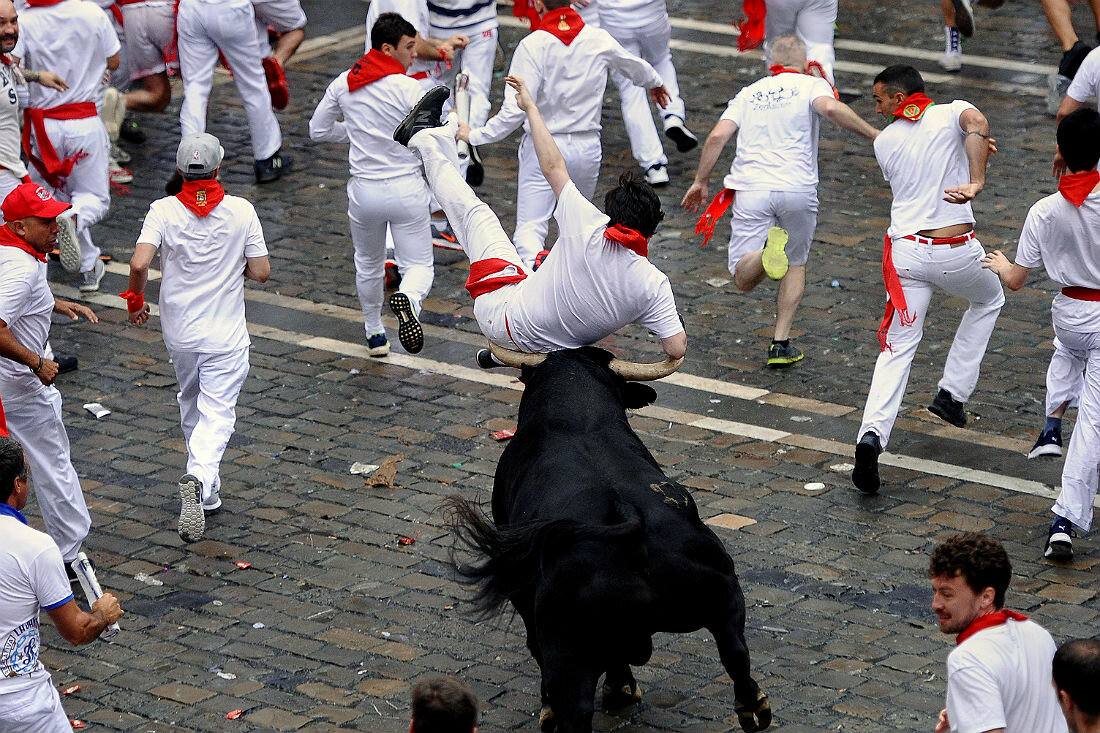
[733,691,771,732]
[601,681,643,710]
[539,705,555,731]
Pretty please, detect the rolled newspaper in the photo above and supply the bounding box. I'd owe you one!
[70,553,119,639]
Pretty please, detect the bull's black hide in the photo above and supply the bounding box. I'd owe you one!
[447,347,770,733]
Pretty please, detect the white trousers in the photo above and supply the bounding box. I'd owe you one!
[1052,327,1100,531]
[347,174,433,336]
[29,117,110,272]
[1045,336,1084,416]
[0,169,22,225]
[513,131,601,266]
[410,125,529,348]
[178,0,282,161]
[727,189,818,270]
[857,237,1004,448]
[603,15,684,169]
[764,0,838,85]
[430,21,498,131]
[171,347,249,502]
[4,388,90,563]
[0,670,70,733]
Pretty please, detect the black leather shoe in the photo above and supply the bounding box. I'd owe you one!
[476,348,505,369]
[119,117,146,144]
[466,144,484,186]
[393,86,450,147]
[928,388,967,428]
[852,431,881,495]
[254,151,292,184]
[56,356,78,374]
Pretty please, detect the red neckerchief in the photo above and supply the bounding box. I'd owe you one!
[347,49,406,93]
[769,63,839,99]
[24,0,65,5]
[1058,170,1100,207]
[769,64,802,76]
[956,609,1027,645]
[466,257,527,299]
[604,224,649,257]
[175,179,225,218]
[877,234,915,352]
[891,92,936,123]
[736,0,765,52]
[695,189,734,247]
[537,7,584,45]
[0,224,46,262]
[0,55,10,66]
[512,0,541,30]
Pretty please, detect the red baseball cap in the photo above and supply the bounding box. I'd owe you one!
[1,183,71,222]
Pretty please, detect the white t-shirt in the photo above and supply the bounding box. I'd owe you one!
[0,50,27,177]
[598,0,666,29]
[946,618,1067,733]
[506,181,682,351]
[0,513,73,695]
[309,70,427,180]
[426,0,497,32]
[721,72,835,192]
[19,0,120,108]
[1066,46,1100,103]
[469,23,662,145]
[874,100,977,240]
[1016,189,1100,333]
[0,246,53,405]
[137,194,268,353]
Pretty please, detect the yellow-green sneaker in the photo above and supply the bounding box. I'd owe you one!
[761,226,789,280]
[766,342,803,368]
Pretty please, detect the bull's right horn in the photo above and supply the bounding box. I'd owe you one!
[608,356,684,381]
[487,341,547,368]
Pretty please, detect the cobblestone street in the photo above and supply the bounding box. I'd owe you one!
[21,0,1100,730]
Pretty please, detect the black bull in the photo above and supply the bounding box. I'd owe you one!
[446,348,771,733]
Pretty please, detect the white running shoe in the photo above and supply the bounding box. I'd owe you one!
[644,164,669,187]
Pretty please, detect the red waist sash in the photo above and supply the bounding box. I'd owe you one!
[22,102,98,188]
[1061,286,1100,301]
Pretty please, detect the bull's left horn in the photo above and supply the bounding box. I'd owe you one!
[609,355,684,381]
[488,341,547,368]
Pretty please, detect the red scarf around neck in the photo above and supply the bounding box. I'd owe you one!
[347,49,406,93]
[956,609,1027,645]
[769,64,802,76]
[736,0,765,52]
[0,224,46,262]
[1058,169,1100,207]
[537,7,584,45]
[892,92,936,123]
[604,224,649,257]
[175,180,225,218]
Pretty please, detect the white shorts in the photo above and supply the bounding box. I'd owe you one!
[0,670,70,733]
[122,1,180,79]
[727,189,818,272]
[251,0,307,32]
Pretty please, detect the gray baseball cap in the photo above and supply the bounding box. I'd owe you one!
[176,133,224,177]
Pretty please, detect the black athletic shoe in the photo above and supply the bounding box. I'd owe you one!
[119,118,146,144]
[928,388,967,428]
[389,292,423,353]
[476,348,505,369]
[254,151,292,183]
[393,86,450,147]
[1059,40,1093,79]
[952,0,974,38]
[852,431,881,495]
[466,145,484,186]
[56,356,78,374]
[1044,515,1074,561]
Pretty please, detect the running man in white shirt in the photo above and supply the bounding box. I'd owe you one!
[928,533,1067,733]
[395,80,687,360]
[598,0,696,186]
[0,437,124,733]
[982,109,1100,562]
[1054,45,1100,131]
[851,64,1003,495]
[682,35,877,368]
[309,13,435,357]
[457,0,668,267]
[0,182,98,567]
[14,0,119,292]
[123,133,271,543]
[177,0,290,184]
[118,0,178,115]
[735,0,838,85]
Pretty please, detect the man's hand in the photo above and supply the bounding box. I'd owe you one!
[128,303,151,326]
[34,357,58,386]
[36,71,68,91]
[439,34,468,57]
[943,182,983,204]
[91,593,124,626]
[54,299,98,324]
[934,708,949,733]
[980,249,1010,275]
[681,182,708,213]
[456,121,472,143]
[649,85,671,109]
[506,75,535,112]
[1053,150,1067,179]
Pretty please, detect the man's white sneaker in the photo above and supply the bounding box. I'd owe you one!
[663,115,698,153]
[109,158,133,184]
[78,258,105,292]
[938,26,963,72]
[177,474,205,543]
[644,164,669,187]
[111,143,131,164]
[57,214,81,273]
[1047,73,1072,116]
[202,489,222,514]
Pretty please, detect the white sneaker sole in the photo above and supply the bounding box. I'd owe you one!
[177,474,205,543]
[1044,531,1073,561]
[1027,443,1063,459]
[57,216,81,273]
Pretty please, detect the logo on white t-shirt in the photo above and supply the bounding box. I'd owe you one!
[0,618,41,677]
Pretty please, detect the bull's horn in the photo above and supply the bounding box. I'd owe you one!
[488,341,547,368]
[609,355,684,381]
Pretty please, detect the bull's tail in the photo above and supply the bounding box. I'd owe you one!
[442,496,643,620]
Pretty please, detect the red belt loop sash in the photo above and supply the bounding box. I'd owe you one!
[877,234,913,352]
[695,188,734,247]
[465,257,528,299]
[22,102,98,188]
[900,230,976,246]
[1061,286,1100,301]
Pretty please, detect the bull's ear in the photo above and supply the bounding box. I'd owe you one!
[621,382,657,409]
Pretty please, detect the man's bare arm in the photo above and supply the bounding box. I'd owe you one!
[507,75,571,198]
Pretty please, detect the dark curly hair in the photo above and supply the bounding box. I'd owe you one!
[928,532,1011,609]
[604,172,665,239]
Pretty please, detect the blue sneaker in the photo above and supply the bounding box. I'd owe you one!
[1027,426,1063,459]
[1044,516,1074,561]
[367,332,389,358]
